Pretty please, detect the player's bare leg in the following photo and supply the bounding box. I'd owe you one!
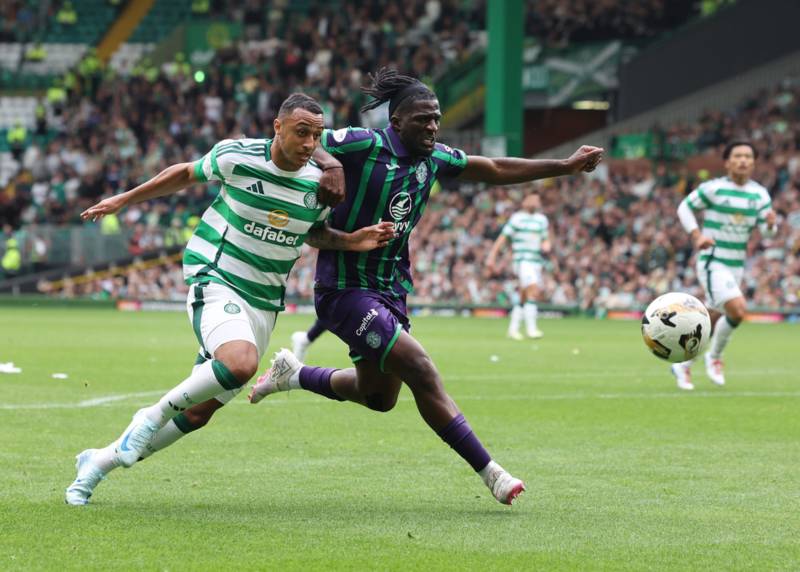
[523,284,543,338]
[671,307,725,391]
[249,350,403,411]
[705,297,746,386]
[251,334,525,504]
[66,342,255,505]
[386,333,524,504]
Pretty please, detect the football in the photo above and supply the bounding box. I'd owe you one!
[641,292,711,363]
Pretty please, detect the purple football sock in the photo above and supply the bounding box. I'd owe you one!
[437,413,492,472]
[298,366,344,401]
[307,319,327,342]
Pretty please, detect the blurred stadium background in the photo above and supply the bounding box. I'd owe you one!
[0,0,798,318]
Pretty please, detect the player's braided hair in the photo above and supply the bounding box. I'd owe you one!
[360,67,435,115]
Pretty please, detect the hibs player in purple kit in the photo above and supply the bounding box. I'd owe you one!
[250,68,604,505]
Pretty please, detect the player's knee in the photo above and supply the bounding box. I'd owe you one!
[182,407,214,430]
[728,307,746,324]
[404,353,440,389]
[727,300,747,323]
[218,355,259,385]
[365,391,397,412]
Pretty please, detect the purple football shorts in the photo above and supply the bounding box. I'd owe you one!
[314,287,410,371]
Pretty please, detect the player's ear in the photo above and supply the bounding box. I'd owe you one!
[389,114,401,131]
[273,117,282,136]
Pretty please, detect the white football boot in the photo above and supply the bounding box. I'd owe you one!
[291,331,311,362]
[671,361,694,391]
[480,461,526,505]
[507,330,524,341]
[114,412,159,468]
[704,353,726,386]
[527,329,544,339]
[249,348,302,404]
[65,449,105,506]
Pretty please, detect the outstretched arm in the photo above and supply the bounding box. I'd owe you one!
[459,145,603,184]
[306,221,396,252]
[81,162,197,221]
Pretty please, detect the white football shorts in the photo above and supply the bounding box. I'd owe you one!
[514,260,543,289]
[695,261,744,311]
[186,282,277,404]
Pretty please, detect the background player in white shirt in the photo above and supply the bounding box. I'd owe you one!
[672,141,777,390]
[487,192,551,339]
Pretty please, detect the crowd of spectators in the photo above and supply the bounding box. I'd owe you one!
[2,0,798,310]
[43,166,800,310]
[647,79,800,172]
[525,0,699,49]
[0,0,487,231]
[0,0,56,43]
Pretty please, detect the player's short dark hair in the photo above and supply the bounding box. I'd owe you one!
[278,93,323,118]
[723,141,758,160]
[360,67,436,117]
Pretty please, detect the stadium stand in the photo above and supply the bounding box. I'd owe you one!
[0,0,797,312]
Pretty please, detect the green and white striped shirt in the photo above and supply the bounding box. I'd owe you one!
[501,211,549,264]
[685,177,772,268]
[186,138,329,311]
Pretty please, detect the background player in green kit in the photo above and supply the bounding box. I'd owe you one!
[65,94,394,505]
[249,69,604,505]
[486,191,551,339]
[671,141,777,390]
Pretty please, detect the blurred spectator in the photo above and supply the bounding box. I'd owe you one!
[1,238,22,278]
[56,1,77,25]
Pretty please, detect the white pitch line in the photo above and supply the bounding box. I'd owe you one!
[0,390,165,410]
[2,389,799,411]
[447,368,799,381]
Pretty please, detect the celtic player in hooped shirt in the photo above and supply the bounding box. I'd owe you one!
[65,94,395,505]
[671,141,777,390]
[249,68,604,505]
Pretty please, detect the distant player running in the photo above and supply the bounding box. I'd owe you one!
[486,192,551,339]
[671,141,776,390]
[291,318,327,361]
[65,94,394,505]
[249,69,603,505]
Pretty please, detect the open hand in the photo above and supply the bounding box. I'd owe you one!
[765,210,776,227]
[318,167,345,207]
[348,221,396,251]
[81,195,127,221]
[693,233,715,250]
[565,145,604,174]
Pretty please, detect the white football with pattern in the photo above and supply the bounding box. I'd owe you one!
[641,292,711,363]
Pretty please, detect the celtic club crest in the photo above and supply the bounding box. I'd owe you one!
[304,192,318,209]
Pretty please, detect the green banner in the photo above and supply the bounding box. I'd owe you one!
[185,21,242,53]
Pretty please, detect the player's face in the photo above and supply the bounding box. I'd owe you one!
[274,108,324,170]
[393,98,441,157]
[725,145,755,181]
[523,194,540,211]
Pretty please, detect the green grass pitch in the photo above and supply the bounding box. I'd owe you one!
[1,307,798,570]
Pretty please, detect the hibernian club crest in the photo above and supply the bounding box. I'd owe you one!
[415,161,428,185]
[366,331,381,349]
